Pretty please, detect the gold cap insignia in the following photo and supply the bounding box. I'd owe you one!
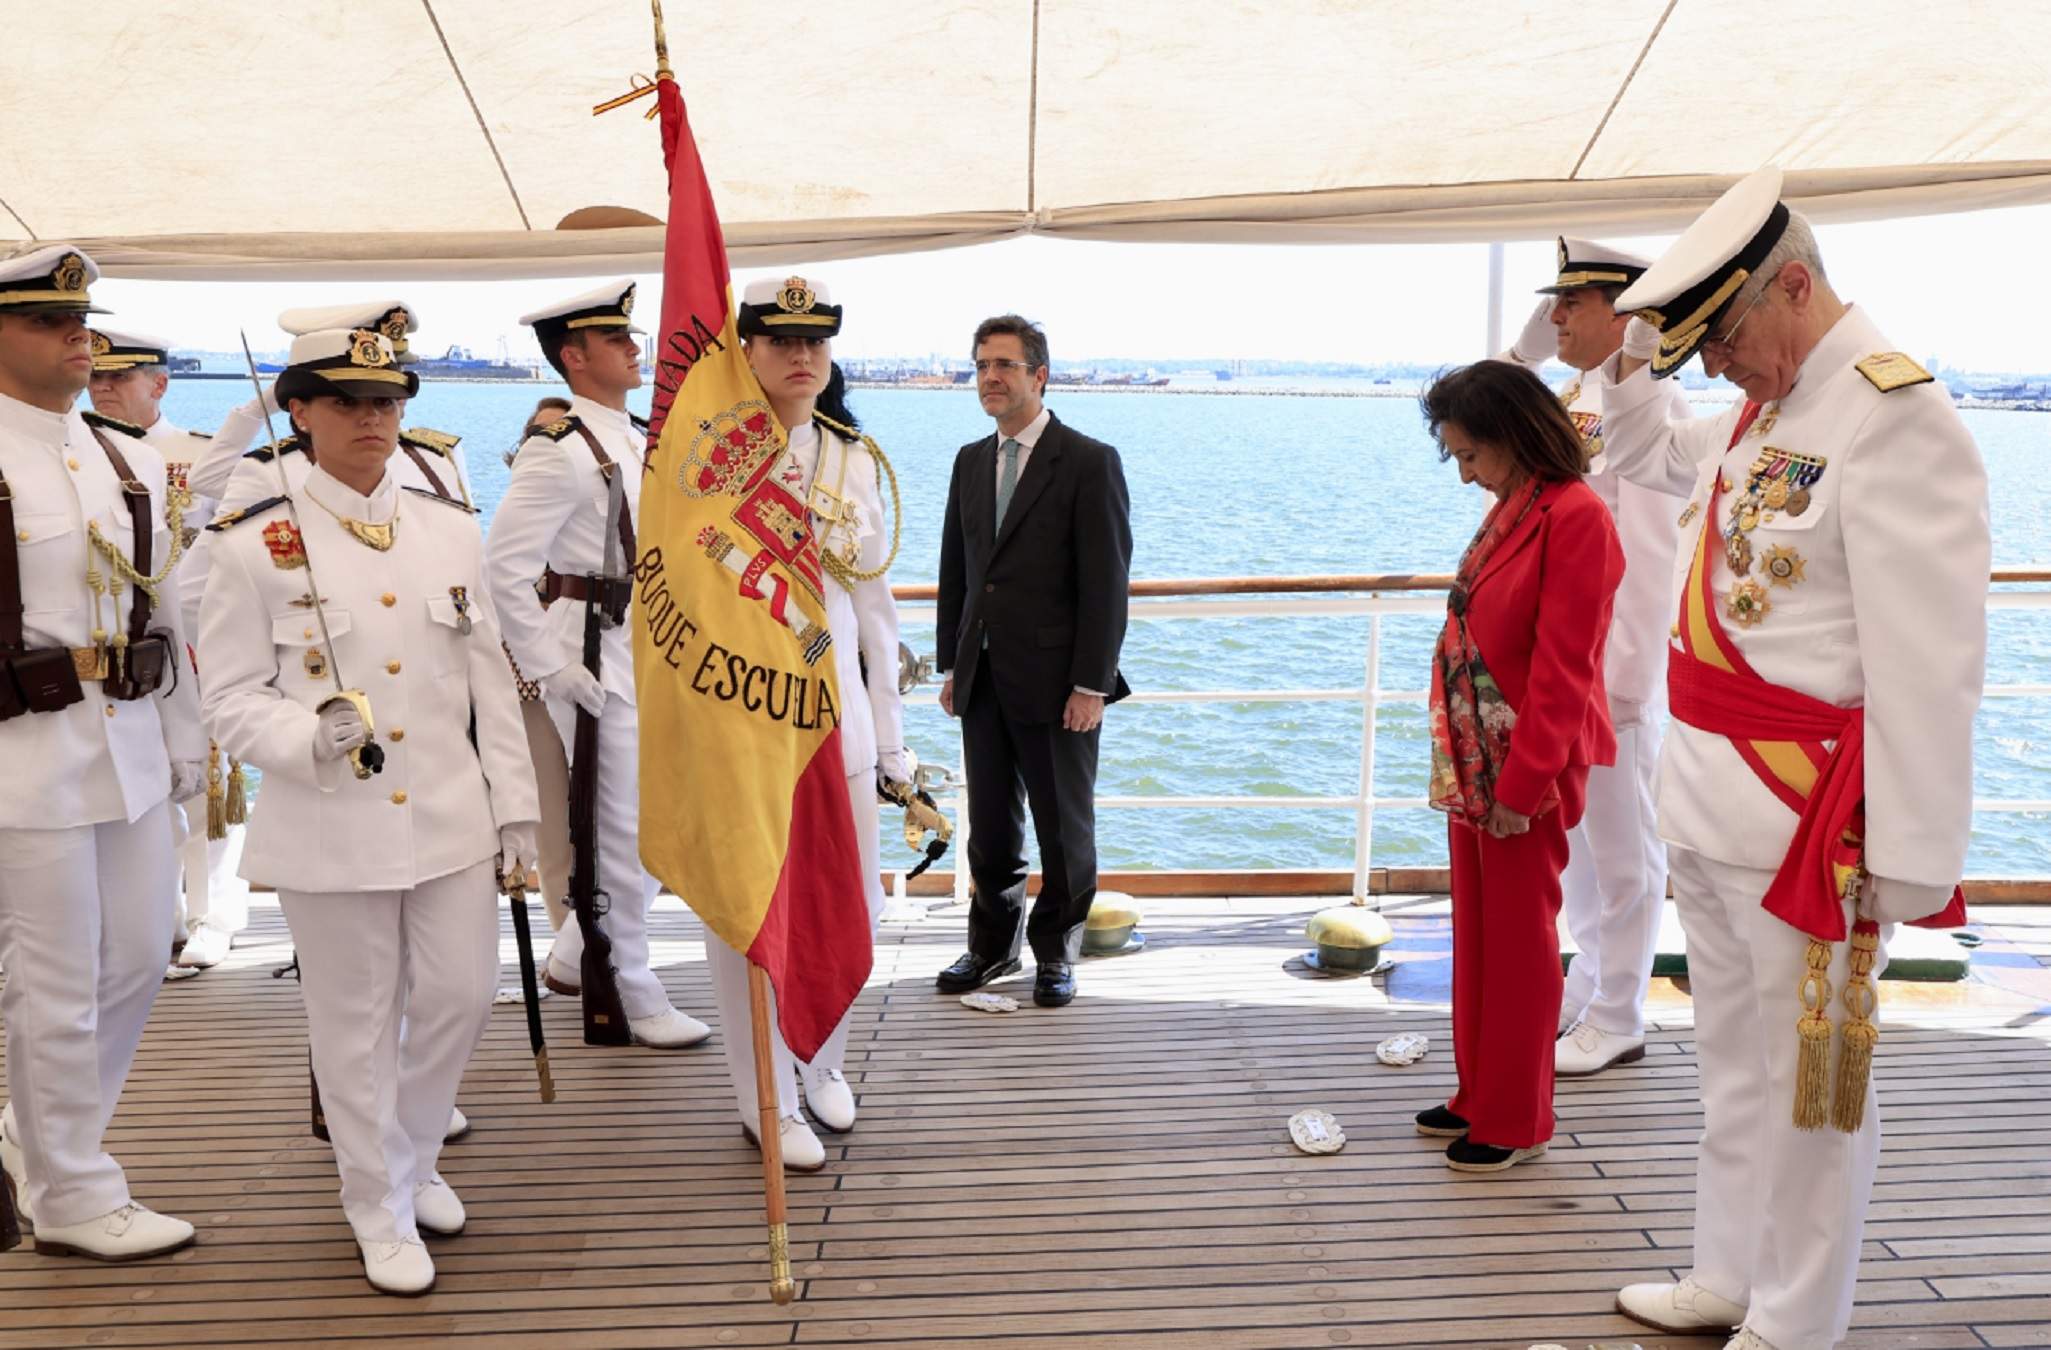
[619,285,636,318]
[777,276,816,314]
[380,308,411,341]
[52,253,87,294]
[1555,237,1569,273]
[89,331,111,357]
[349,330,390,368]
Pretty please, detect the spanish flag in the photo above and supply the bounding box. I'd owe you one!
[634,73,871,1061]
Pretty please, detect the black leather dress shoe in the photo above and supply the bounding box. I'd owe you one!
[1033,961,1076,1007]
[936,953,1022,993]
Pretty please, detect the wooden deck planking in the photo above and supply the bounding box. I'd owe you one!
[2,895,2048,1349]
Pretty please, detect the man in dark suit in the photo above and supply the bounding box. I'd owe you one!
[935,315,1132,1008]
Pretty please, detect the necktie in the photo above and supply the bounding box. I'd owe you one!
[995,437,1023,526]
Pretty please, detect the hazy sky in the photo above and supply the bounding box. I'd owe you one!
[92,201,2051,373]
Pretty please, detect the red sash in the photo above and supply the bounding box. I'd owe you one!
[1665,403,1967,940]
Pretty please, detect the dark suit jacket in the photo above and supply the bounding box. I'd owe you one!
[936,412,1133,723]
[1463,478,1625,818]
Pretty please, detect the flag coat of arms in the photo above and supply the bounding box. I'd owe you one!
[633,76,870,1061]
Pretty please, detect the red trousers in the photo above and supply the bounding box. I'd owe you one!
[1445,782,1580,1150]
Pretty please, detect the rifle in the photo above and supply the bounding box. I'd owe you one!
[565,465,633,1046]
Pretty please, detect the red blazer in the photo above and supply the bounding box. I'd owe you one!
[1463,478,1626,819]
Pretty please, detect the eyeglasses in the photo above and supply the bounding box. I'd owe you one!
[973,358,1035,375]
[1702,270,1779,358]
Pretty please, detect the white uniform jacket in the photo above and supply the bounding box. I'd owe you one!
[196,466,538,892]
[140,416,219,529]
[179,435,472,637]
[485,398,644,707]
[784,421,904,777]
[0,397,206,828]
[1595,306,1989,895]
[1498,351,1691,714]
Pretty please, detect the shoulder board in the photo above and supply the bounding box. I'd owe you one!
[402,485,476,513]
[206,495,289,531]
[81,410,146,439]
[188,428,213,440]
[533,416,582,442]
[242,436,305,464]
[1855,352,1934,393]
[402,426,461,455]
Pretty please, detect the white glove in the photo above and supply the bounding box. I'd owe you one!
[878,747,911,786]
[313,702,369,762]
[169,759,207,803]
[1510,296,1559,365]
[544,662,607,718]
[498,822,540,886]
[1861,875,1956,925]
[1622,315,1661,361]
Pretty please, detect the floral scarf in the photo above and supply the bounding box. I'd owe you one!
[1428,480,1558,826]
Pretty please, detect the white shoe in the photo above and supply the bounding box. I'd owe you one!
[742,1116,827,1173]
[0,1106,32,1229]
[629,1007,712,1049]
[542,953,580,997]
[1555,1022,1646,1077]
[444,1107,470,1142]
[1616,1278,1747,1335]
[176,920,234,969]
[412,1175,466,1236]
[358,1235,435,1295]
[1725,1330,1781,1350]
[33,1204,194,1261]
[162,962,201,982]
[803,1065,857,1134]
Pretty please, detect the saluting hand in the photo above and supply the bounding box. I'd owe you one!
[1062,691,1106,733]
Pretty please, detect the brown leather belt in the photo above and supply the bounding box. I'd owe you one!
[538,568,632,613]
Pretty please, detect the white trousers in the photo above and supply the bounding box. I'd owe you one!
[1559,716,1666,1035]
[1672,846,1889,1350]
[0,801,178,1225]
[174,810,249,936]
[707,770,883,1122]
[279,860,499,1244]
[543,693,669,1019]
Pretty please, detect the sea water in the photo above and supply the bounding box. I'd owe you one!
[162,380,2051,877]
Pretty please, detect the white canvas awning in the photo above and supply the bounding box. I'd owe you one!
[5,1,2049,278]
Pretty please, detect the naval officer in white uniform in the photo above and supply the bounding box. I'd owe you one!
[0,247,204,1260]
[197,328,539,1295]
[1501,240,1692,1075]
[702,276,906,1171]
[1593,169,1989,1350]
[86,326,251,973]
[484,280,711,1050]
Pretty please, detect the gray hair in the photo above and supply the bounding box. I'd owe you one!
[1738,207,1829,306]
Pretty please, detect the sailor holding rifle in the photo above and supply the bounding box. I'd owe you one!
[197,327,538,1296]
[1592,168,1989,1350]
[0,247,205,1260]
[485,280,712,1050]
[86,325,252,975]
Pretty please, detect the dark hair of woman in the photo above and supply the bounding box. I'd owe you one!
[812,360,860,433]
[1420,360,1591,483]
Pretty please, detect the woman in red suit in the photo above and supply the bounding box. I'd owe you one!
[1416,361,1626,1173]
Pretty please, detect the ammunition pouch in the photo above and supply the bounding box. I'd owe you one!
[2,647,86,721]
[103,629,175,702]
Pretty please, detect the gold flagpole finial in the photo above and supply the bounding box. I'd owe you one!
[652,0,672,80]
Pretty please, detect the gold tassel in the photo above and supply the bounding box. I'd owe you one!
[225,759,248,826]
[205,744,227,841]
[1793,938,1834,1130]
[1832,922,1881,1133]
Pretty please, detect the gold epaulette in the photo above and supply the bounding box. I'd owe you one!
[81,410,145,439]
[243,435,306,464]
[206,495,289,531]
[1855,352,1934,393]
[401,485,476,513]
[532,416,582,442]
[402,426,462,455]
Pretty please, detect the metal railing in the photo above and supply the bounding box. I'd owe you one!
[890,568,2051,901]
